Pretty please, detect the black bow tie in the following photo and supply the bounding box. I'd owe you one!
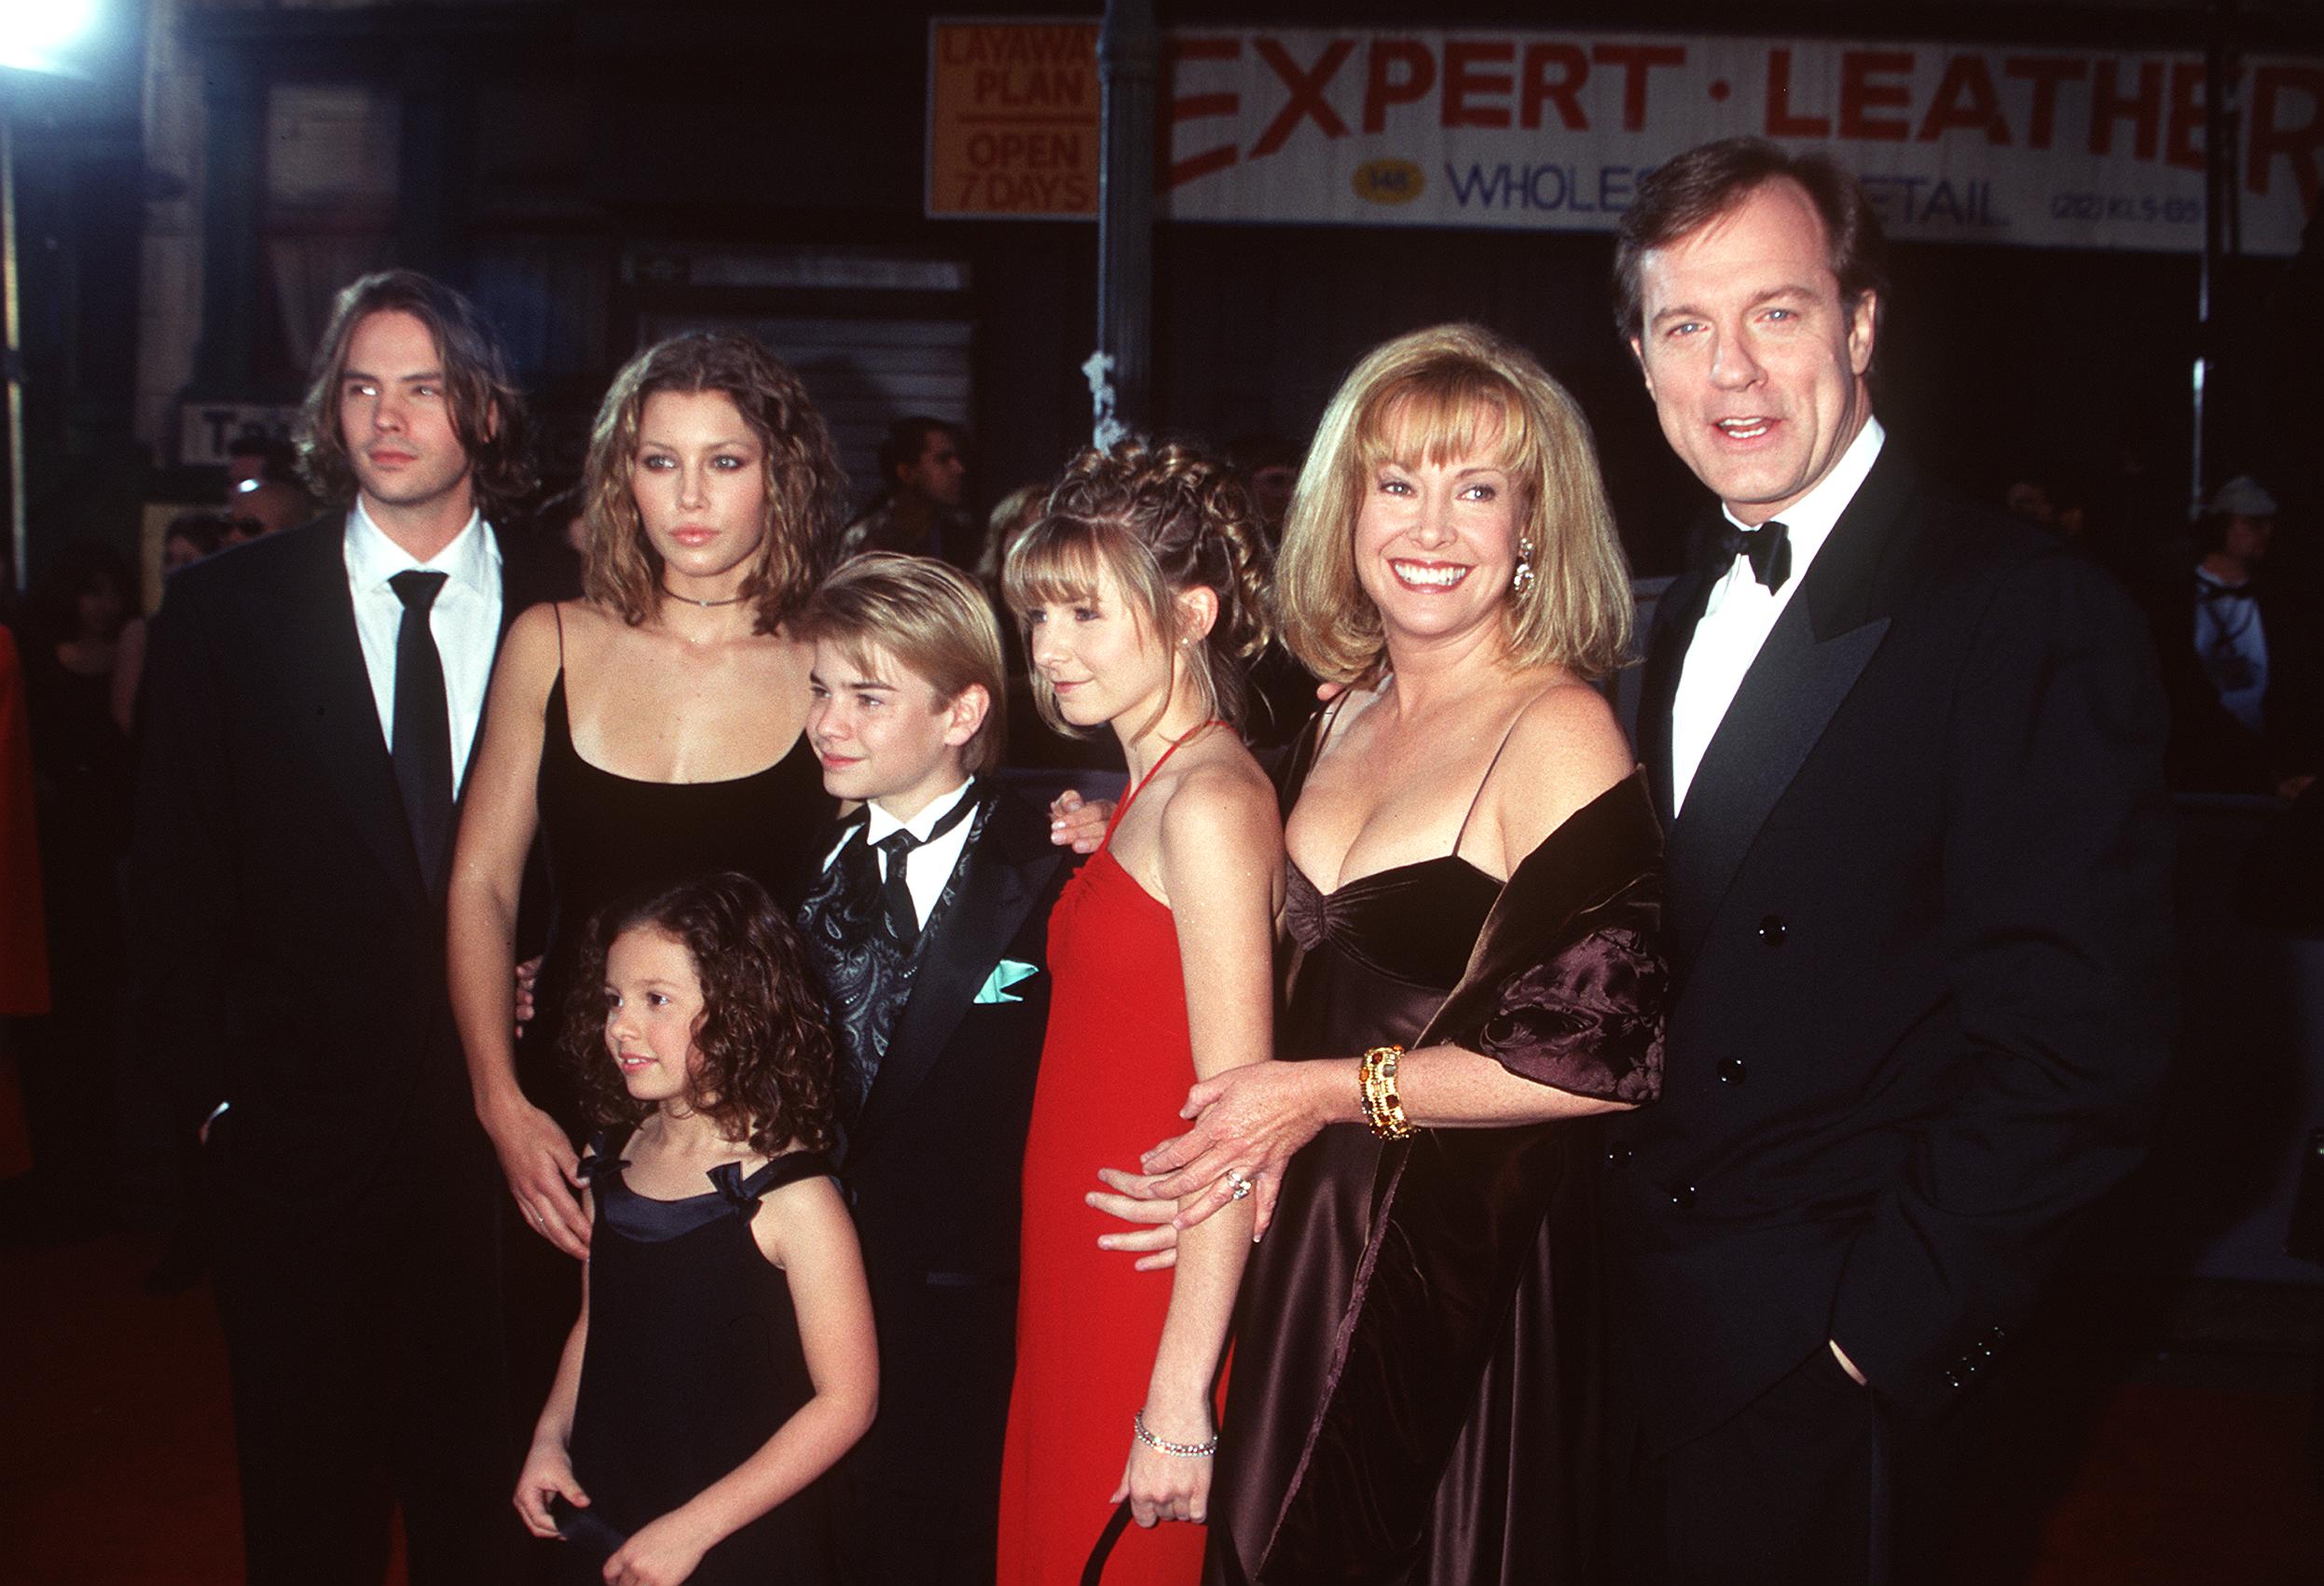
[1718,518,1794,592]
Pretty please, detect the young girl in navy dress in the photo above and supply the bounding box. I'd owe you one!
[515,873,876,1586]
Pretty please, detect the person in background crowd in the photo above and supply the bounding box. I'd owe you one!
[447,332,842,1480]
[837,417,969,564]
[130,269,567,1582]
[974,481,1048,592]
[792,552,1071,1585]
[227,476,316,543]
[2,540,137,1238]
[997,438,1281,1584]
[1605,137,2172,1583]
[1224,434,1300,545]
[222,434,296,492]
[2156,475,2320,798]
[113,513,238,738]
[2002,476,2055,529]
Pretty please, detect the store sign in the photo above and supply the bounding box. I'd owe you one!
[179,403,298,468]
[927,21,1101,219]
[1158,30,2320,254]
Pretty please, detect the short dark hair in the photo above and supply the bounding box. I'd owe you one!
[295,270,535,519]
[878,416,962,487]
[1614,138,1890,344]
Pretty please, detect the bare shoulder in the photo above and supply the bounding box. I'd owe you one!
[1488,676,1635,861]
[492,601,569,695]
[1160,739,1283,856]
[749,1164,854,1269]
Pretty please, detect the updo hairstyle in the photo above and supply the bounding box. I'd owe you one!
[1002,437,1273,738]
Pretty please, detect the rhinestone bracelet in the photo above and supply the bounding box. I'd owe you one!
[1134,1408,1217,1459]
[1360,1043,1413,1140]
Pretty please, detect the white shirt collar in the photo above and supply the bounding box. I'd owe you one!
[862,774,977,847]
[1718,415,1887,575]
[344,499,500,598]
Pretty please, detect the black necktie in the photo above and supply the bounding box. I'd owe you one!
[869,788,980,951]
[1719,518,1794,592]
[389,570,454,894]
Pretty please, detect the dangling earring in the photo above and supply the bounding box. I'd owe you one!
[1512,540,1535,595]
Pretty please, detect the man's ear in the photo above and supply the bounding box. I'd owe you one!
[1847,291,1878,378]
[1628,336,1655,397]
[482,397,501,443]
[943,683,992,749]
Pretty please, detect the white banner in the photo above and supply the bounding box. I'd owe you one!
[1156,29,2322,255]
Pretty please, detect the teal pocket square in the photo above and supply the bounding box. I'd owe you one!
[974,958,1039,1004]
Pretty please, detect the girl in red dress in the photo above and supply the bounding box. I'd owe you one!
[995,440,1284,1584]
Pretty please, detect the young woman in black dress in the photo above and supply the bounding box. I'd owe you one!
[514,873,874,1586]
[449,332,844,1263]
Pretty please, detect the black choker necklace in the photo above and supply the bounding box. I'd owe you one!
[661,582,749,609]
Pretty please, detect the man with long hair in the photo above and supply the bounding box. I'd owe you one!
[130,270,566,1582]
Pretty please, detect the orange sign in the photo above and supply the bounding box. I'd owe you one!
[928,21,1101,219]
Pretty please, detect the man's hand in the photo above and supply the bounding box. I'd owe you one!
[1090,1167,1182,1272]
[1049,790,1114,854]
[483,1094,590,1257]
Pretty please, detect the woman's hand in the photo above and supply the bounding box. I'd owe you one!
[483,1095,591,1258]
[1090,1167,1182,1272]
[1049,789,1115,854]
[1111,1414,1214,1527]
[1139,1060,1345,1237]
[513,1438,587,1539]
[602,1509,714,1586]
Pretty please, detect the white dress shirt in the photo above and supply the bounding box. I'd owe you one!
[819,776,980,928]
[342,502,503,793]
[1670,418,1887,816]
[2193,567,2269,735]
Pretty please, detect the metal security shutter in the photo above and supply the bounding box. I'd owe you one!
[639,312,974,515]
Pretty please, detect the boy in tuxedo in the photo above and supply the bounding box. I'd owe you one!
[794,552,1069,1584]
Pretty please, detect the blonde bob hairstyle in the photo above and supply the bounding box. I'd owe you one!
[1277,323,1634,683]
[581,332,846,634]
[1002,437,1272,740]
[794,552,1010,777]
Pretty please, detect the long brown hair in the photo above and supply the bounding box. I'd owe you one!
[581,333,846,635]
[294,270,534,519]
[561,873,837,1156]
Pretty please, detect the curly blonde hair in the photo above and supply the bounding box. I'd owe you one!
[581,333,846,635]
[1277,324,1634,683]
[1002,437,1273,739]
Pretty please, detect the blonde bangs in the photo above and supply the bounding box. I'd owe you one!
[1356,369,1535,486]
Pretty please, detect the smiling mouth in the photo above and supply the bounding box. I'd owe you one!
[818,751,860,770]
[616,1053,657,1072]
[1715,418,1776,441]
[1390,560,1470,589]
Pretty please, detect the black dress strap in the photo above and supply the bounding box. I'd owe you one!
[574,1129,628,1184]
[708,1150,833,1213]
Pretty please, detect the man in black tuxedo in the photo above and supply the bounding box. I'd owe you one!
[792,553,1068,1585]
[1603,140,2175,1582]
[131,271,567,1583]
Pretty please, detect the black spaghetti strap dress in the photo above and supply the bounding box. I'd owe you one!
[517,610,832,1130]
[557,1138,838,1586]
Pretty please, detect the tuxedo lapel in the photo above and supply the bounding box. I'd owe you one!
[274,519,430,911]
[1662,448,1921,967]
[849,793,1057,1158]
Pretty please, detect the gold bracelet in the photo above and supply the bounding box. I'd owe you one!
[1358,1044,1413,1140]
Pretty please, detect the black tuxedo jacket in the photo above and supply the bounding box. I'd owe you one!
[816,782,1067,1498]
[129,514,569,1230]
[1605,446,2175,1449]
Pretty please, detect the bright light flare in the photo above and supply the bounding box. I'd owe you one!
[0,0,100,76]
